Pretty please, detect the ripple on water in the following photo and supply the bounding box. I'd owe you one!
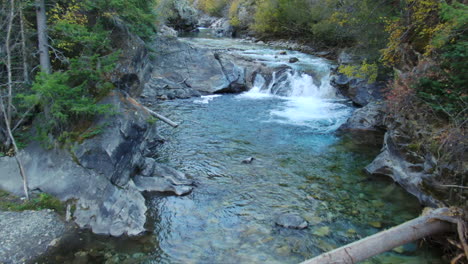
[147,94,442,264]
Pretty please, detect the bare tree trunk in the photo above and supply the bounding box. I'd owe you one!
[35,0,51,74]
[3,0,29,200]
[301,208,454,264]
[6,0,15,125]
[19,5,30,83]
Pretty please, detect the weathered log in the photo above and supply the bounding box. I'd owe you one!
[123,93,179,128]
[144,107,179,128]
[301,208,454,264]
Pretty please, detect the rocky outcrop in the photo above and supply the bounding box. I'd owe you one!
[0,92,194,236]
[158,25,178,38]
[338,101,386,146]
[141,37,281,99]
[166,0,199,31]
[365,131,441,207]
[0,210,70,264]
[339,102,385,132]
[210,18,234,37]
[331,73,385,107]
[110,21,153,98]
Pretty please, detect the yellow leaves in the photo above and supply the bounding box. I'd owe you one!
[48,0,87,26]
[339,59,378,83]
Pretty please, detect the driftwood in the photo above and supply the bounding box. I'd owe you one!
[301,207,456,264]
[143,106,179,128]
[123,92,179,128]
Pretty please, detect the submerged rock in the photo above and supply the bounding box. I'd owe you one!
[275,213,308,229]
[241,157,255,164]
[289,57,299,63]
[0,210,69,264]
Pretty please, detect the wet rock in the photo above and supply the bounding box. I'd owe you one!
[73,251,89,264]
[0,92,195,237]
[134,162,194,196]
[289,57,299,63]
[339,101,385,132]
[158,25,178,38]
[278,51,287,55]
[0,210,69,264]
[331,73,385,107]
[340,102,385,131]
[211,18,234,38]
[142,37,284,99]
[241,157,255,164]
[365,132,441,207]
[275,213,308,229]
[198,14,218,28]
[166,0,199,31]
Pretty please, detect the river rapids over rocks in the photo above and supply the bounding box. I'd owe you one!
[37,32,443,264]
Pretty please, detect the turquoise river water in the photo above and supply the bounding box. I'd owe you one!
[39,34,443,264]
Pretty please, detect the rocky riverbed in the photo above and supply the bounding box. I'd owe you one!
[0,26,445,263]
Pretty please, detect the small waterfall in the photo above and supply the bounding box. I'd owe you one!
[239,68,350,132]
[248,69,336,99]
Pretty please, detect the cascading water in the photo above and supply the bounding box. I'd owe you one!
[240,68,352,132]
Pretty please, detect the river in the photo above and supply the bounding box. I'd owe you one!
[39,32,443,264]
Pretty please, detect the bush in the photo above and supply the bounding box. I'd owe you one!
[197,0,229,16]
[26,60,113,144]
[84,0,158,40]
[339,60,379,84]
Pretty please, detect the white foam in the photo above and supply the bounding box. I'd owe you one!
[194,95,222,104]
[238,69,350,131]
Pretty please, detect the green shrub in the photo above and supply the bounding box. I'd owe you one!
[85,0,158,40]
[197,0,229,16]
[0,192,65,214]
[339,60,379,83]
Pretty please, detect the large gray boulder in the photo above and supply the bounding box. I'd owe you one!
[365,132,441,207]
[210,18,234,37]
[165,0,199,31]
[142,37,279,99]
[331,73,385,107]
[0,210,69,264]
[0,92,194,236]
[339,101,385,132]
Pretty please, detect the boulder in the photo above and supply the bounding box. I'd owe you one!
[339,102,385,132]
[158,25,178,38]
[166,0,199,31]
[142,37,283,99]
[198,14,218,28]
[275,213,308,229]
[331,73,385,107]
[365,132,441,207]
[289,57,299,63]
[210,18,234,38]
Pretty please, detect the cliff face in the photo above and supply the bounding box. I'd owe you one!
[0,30,196,237]
[0,92,194,236]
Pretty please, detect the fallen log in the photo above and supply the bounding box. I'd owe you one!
[143,106,179,128]
[301,207,454,264]
[123,92,179,128]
